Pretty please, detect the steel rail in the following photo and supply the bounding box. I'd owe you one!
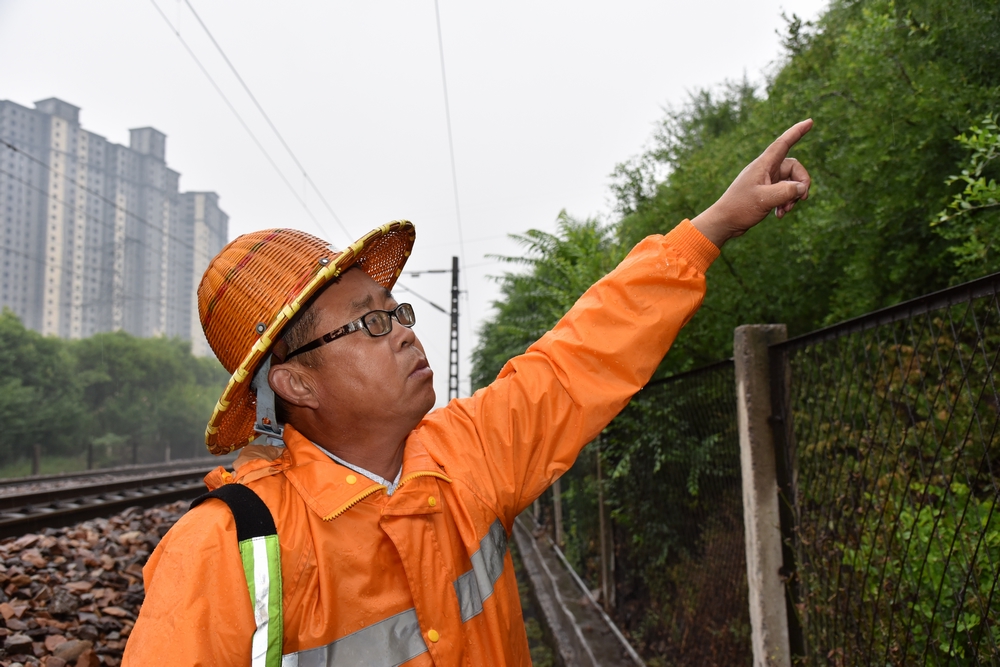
[0,471,219,539]
[0,457,234,489]
[0,471,210,512]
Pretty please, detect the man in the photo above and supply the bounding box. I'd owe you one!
[123,120,812,666]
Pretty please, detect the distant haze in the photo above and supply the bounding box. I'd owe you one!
[0,0,828,405]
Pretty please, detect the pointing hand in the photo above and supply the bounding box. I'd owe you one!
[691,119,813,248]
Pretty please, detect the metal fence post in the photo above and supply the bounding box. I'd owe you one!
[734,324,790,667]
[552,478,564,547]
[769,340,805,658]
[595,435,613,611]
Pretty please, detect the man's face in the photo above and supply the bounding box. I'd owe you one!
[293,268,436,432]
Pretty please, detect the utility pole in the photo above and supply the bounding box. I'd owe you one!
[398,257,461,400]
[449,256,460,401]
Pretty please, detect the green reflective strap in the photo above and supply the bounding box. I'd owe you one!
[239,535,283,667]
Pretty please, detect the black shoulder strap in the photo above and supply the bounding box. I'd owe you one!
[191,484,277,541]
[190,484,284,667]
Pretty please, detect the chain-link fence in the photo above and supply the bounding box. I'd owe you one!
[550,359,752,666]
[772,273,1000,665]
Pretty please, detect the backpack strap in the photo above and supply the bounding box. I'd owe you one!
[192,484,284,667]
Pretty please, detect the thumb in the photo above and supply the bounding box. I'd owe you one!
[759,181,806,211]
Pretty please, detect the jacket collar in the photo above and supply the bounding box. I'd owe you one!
[280,424,450,521]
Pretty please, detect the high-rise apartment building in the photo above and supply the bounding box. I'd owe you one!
[180,191,228,357]
[0,98,228,352]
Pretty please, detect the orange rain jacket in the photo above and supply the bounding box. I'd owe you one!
[122,220,718,666]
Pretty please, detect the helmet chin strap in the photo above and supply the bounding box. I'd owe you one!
[251,356,285,445]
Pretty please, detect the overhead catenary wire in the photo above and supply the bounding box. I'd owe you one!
[432,0,468,290]
[432,2,471,399]
[0,161,209,320]
[146,0,333,242]
[396,266,470,312]
[1,139,213,263]
[0,162,212,267]
[0,234,199,321]
[395,282,447,314]
[180,0,352,245]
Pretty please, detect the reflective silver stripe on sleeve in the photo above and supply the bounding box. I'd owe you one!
[282,608,427,667]
[454,519,508,622]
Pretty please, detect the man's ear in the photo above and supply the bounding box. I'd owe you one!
[269,363,320,411]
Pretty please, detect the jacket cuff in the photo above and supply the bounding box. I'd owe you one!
[664,219,720,274]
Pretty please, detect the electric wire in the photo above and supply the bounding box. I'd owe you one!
[180,0,352,244]
[394,282,447,313]
[432,0,469,287]
[2,156,461,379]
[432,0,470,398]
[146,0,332,241]
[1,139,213,263]
[0,234,198,323]
[0,162,211,265]
[397,268,449,313]
[0,166,207,321]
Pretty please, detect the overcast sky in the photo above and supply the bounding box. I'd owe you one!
[0,0,827,406]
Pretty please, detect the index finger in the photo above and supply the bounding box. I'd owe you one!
[762,119,814,163]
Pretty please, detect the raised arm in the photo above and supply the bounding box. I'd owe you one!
[418,121,813,526]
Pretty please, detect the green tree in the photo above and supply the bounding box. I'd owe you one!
[612,0,1000,371]
[472,0,1000,661]
[933,116,1000,280]
[71,332,229,465]
[0,310,83,466]
[471,212,623,388]
[0,311,229,471]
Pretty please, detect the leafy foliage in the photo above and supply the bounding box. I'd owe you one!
[472,0,1000,662]
[787,298,1000,664]
[934,116,1000,280]
[842,483,999,662]
[71,332,229,465]
[611,0,1000,371]
[0,310,82,465]
[599,366,750,664]
[0,309,228,470]
[471,212,622,388]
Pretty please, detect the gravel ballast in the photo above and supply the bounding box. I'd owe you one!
[0,501,188,667]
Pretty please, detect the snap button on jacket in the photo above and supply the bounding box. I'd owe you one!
[123,220,718,666]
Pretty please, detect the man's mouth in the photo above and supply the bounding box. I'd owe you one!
[409,357,432,379]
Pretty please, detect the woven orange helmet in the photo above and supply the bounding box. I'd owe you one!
[198,221,416,455]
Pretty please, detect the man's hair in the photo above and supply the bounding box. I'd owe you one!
[272,303,320,425]
[281,305,323,369]
[272,267,360,423]
[280,265,363,369]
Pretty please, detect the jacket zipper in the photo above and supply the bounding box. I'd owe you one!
[322,471,453,521]
[323,485,386,521]
[397,470,452,488]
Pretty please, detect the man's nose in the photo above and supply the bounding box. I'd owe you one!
[388,318,417,349]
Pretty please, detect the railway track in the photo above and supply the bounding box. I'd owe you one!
[0,459,233,539]
[0,457,231,489]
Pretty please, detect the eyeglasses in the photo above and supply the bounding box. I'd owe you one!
[284,303,416,361]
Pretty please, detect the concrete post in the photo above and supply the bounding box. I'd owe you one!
[734,324,790,667]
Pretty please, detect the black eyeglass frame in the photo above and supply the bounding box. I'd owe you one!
[284,303,416,361]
